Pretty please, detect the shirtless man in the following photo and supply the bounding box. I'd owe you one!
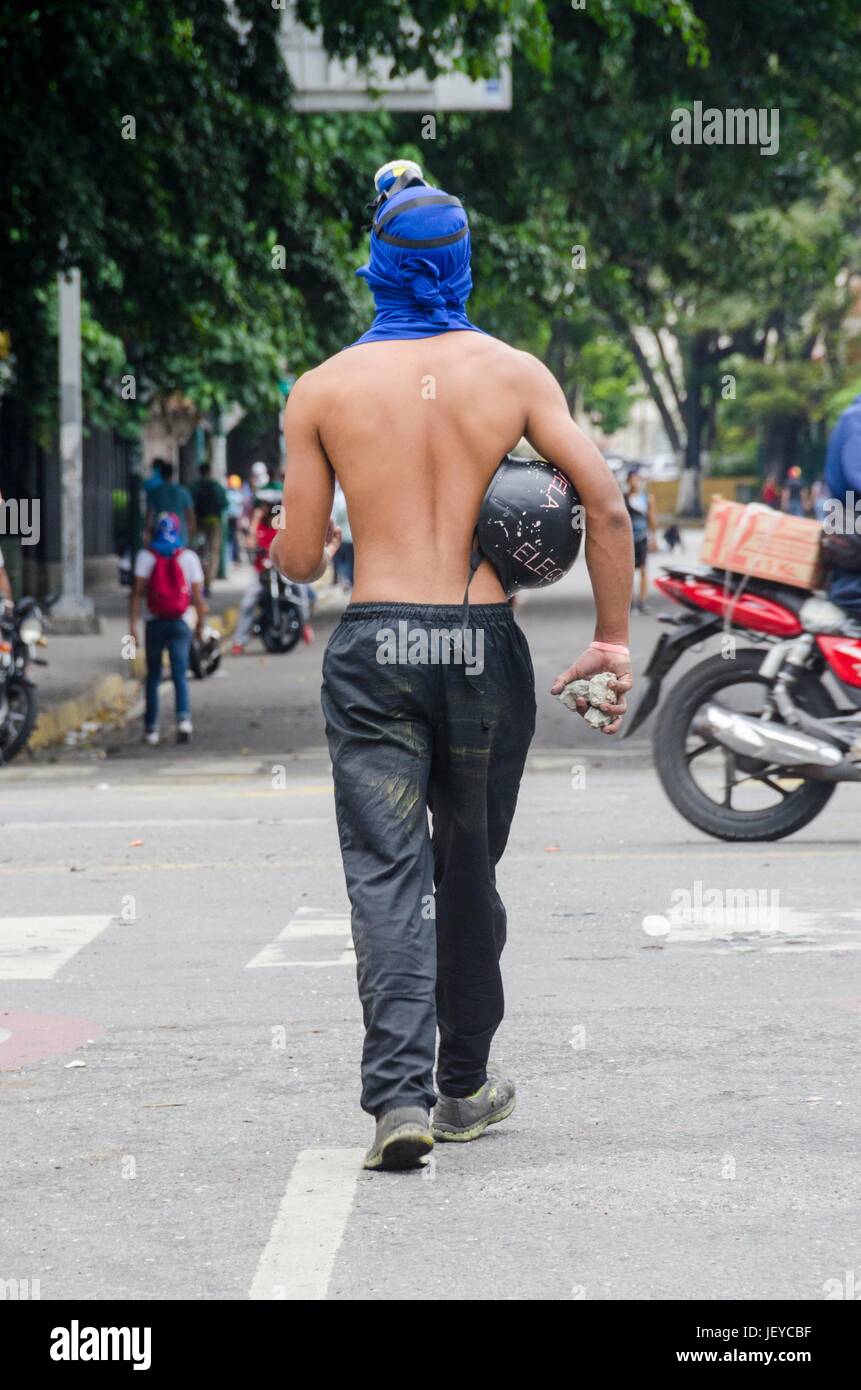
[272,165,634,1170]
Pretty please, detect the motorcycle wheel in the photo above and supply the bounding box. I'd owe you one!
[261,603,301,654]
[0,678,38,765]
[653,648,837,842]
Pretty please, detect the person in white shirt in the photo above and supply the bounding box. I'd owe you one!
[129,512,206,745]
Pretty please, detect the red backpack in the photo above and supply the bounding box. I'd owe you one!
[147,550,191,619]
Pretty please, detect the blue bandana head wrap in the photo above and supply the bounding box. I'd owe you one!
[151,512,182,556]
[350,183,486,346]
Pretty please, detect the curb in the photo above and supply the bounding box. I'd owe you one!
[29,604,239,753]
[29,674,139,751]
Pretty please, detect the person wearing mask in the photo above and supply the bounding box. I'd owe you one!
[129,513,206,745]
[270,161,633,1170]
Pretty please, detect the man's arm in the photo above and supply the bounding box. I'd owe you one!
[190,580,206,633]
[270,373,337,582]
[0,564,12,605]
[520,353,634,733]
[129,575,146,647]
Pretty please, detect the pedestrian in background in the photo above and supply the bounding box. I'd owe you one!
[129,512,206,746]
[625,467,657,614]
[145,460,195,546]
[761,473,780,509]
[809,477,829,522]
[190,461,227,593]
[143,457,166,504]
[781,465,808,517]
[331,482,354,591]
[231,496,280,654]
[226,474,244,562]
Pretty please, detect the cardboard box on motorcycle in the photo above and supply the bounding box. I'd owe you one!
[700,498,824,590]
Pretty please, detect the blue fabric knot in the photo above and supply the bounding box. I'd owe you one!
[348,183,486,347]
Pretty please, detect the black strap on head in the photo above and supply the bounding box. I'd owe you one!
[373,194,467,250]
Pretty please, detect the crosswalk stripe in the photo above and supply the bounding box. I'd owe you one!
[246,910,352,969]
[0,817,330,832]
[249,1148,364,1300]
[0,915,115,980]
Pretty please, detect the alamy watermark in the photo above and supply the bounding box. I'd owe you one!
[0,497,40,544]
[643,880,781,940]
[376,621,484,676]
[822,493,861,536]
[671,101,779,157]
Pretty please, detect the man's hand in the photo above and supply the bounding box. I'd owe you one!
[551,646,633,736]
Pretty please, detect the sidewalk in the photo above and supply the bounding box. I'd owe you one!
[28,529,702,756]
[29,564,248,751]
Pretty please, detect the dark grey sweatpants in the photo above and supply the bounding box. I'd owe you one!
[321,602,535,1117]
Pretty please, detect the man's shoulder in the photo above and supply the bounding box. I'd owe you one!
[179,548,204,581]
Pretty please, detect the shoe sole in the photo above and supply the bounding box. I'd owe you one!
[431,1093,516,1143]
[363,1127,434,1171]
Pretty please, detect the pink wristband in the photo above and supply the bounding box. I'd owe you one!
[590,640,630,656]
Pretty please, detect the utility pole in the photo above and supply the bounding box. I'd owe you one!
[51,265,99,632]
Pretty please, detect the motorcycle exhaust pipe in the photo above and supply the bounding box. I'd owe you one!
[692,703,861,779]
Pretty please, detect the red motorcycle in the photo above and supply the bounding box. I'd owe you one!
[625,565,861,840]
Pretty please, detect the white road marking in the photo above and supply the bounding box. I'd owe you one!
[664,908,861,953]
[246,910,353,969]
[0,915,115,980]
[0,817,330,832]
[249,1148,364,1301]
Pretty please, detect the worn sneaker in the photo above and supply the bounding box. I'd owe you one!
[432,1070,516,1142]
[144,730,159,747]
[176,718,193,744]
[231,642,244,655]
[363,1106,434,1171]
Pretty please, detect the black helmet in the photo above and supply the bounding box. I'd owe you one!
[475,456,583,596]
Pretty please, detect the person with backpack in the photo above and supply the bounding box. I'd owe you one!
[190,462,228,592]
[129,512,206,745]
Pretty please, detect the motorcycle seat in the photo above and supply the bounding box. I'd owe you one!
[660,565,813,614]
[659,564,861,636]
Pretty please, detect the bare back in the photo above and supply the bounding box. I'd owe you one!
[309,332,531,604]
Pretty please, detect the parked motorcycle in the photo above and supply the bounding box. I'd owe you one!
[625,565,861,840]
[0,597,48,764]
[253,554,307,654]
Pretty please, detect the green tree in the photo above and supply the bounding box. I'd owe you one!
[417,0,861,509]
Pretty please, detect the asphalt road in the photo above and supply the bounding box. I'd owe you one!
[1,572,859,1301]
